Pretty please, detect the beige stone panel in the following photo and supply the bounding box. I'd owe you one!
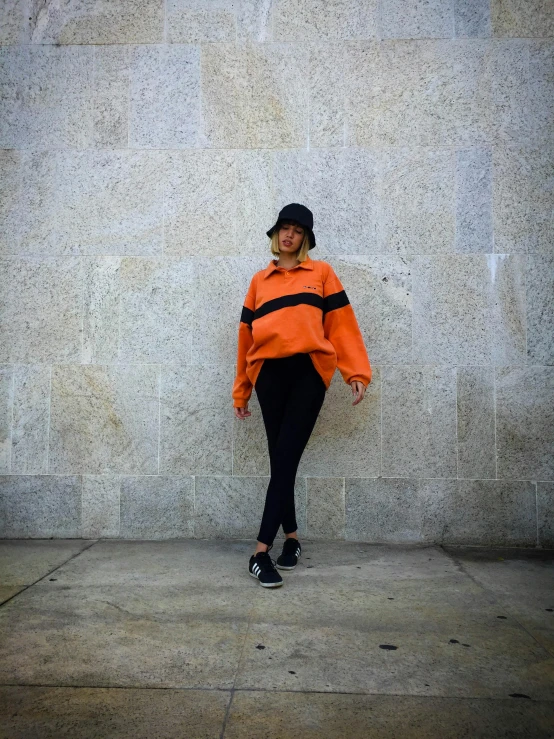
[235,620,552,698]
[0,45,94,149]
[165,150,236,257]
[526,254,554,365]
[496,366,554,481]
[120,475,194,538]
[306,476,345,539]
[129,44,200,149]
[271,0,379,40]
[11,364,51,475]
[48,364,160,475]
[27,0,164,43]
[0,364,13,474]
[322,256,412,364]
[118,257,194,363]
[0,0,30,44]
[413,254,526,365]
[380,0,453,39]
[527,146,554,255]
[235,150,274,255]
[159,364,233,476]
[82,475,121,539]
[233,388,270,476]
[345,477,423,542]
[227,691,554,738]
[15,150,165,257]
[421,479,537,545]
[0,475,82,537]
[167,0,236,42]
[0,149,20,256]
[456,367,496,480]
[273,149,380,255]
[236,0,274,43]
[346,40,491,147]
[82,257,120,365]
[382,365,457,479]
[494,145,554,255]
[381,148,455,255]
[488,253,527,365]
[343,41,379,146]
[420,478,458,542]
[194,475,307,538]
[200,42,308,148]
[92,45,130,149]
[529,41,554,146]
[299,366,380,478]
[488,39,531,145]
[193,255,267,364]
[455,147,493,254]
[491,0,554,37]
[0,256,83,363]
[309,43,347,148]
[149,0,274,46]
[493,145,529,253]
[454,0,491,38]
[0,686,230,739]
[537,482,554,548]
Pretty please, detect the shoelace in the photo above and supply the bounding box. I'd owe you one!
[254,550,278,572]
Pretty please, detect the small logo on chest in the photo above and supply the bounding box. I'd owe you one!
[303,285,318,290]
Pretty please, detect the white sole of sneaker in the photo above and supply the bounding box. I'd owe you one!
[249,569,283,587]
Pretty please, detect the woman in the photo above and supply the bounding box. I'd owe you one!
[232,203,372,588]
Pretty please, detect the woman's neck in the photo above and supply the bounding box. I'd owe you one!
[276,253,302,270]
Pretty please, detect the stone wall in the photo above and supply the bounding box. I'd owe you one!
[0,0,552,545]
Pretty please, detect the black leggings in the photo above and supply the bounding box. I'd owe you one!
[254,352,327,546]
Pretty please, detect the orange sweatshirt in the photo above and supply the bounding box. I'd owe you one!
[232,254,372,408]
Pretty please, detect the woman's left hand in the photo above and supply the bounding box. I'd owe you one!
[350,380,366,406]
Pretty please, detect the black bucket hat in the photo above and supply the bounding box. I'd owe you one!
[266,203,316,250]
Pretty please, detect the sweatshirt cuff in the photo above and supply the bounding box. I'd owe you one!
[349,375,370,387]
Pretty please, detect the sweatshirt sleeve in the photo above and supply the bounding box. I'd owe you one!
[322,263,372,387]
[232,274,257,408]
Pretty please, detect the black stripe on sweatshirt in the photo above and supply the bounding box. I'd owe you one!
[240,290,349,327]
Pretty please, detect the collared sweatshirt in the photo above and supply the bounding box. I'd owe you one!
[232,254,372,408]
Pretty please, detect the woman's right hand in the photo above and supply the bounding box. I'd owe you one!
[234,404,251,419]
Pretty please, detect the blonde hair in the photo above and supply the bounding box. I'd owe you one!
[269,224,311,262]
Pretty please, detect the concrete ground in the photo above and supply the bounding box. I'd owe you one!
[0,539,553,738]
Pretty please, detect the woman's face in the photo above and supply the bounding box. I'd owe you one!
[278,221,305,253]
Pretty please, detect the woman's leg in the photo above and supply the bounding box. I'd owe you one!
[255,354,326,548]
[253,357,290,552]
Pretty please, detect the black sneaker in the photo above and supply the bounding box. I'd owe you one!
[275,537,302,570]
[248,544,283,588]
